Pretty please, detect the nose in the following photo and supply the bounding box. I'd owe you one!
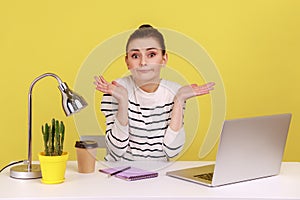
[140,54,147,67]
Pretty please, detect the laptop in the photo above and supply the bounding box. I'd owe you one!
[167,113,292,187]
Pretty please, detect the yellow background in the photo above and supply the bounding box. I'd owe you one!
[1,0,300,169]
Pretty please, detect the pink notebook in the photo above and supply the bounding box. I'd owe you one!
[99,166,158,181]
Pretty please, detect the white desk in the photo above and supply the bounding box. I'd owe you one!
[1,161,300,200]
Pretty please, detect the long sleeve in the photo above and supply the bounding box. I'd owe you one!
[101,94,129,160]
[163,126,185,158]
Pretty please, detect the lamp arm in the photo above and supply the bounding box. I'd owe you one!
[27,73,64,171]
[29,73,63,94]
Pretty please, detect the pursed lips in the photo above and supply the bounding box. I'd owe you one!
[136,68,154,73]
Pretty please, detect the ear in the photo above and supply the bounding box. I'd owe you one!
[125,55,130,69]
[162,53,168,66]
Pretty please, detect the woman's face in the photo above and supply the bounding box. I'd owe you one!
[125,37,168,86]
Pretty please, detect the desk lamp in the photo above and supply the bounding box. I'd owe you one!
[10,73,88,179]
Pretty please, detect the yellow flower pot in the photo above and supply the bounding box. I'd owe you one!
[38,152,69,184]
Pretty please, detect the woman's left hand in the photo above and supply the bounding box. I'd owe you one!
[176,82,215,104]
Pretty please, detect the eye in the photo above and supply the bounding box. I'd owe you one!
[147,52,157,58]
[130,53,139,59]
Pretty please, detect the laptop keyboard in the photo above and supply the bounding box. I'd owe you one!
[194,172,214,181]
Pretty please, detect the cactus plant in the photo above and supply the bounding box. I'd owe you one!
[41,118,65,156]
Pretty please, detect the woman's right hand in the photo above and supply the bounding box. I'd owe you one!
[94,75,128,102]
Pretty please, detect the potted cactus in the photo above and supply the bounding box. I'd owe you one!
[42,118,65,156]
[38,118,69,184]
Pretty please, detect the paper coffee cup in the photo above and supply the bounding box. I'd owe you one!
[75,141,98,173]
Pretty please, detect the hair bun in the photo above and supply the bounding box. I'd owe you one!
[139,24,153,29]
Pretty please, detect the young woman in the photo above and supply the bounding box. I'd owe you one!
[94,24,215,161]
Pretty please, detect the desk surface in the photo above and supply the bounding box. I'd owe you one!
[1,161,300,200]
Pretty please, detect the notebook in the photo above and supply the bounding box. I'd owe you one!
[167,113,292,187]
[99,166,158,181]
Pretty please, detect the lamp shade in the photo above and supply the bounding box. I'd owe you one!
[59,82,88,116]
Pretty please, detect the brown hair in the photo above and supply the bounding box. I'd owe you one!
[126,24,166,55]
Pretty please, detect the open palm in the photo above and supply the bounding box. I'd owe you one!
[176,82,215,103]
[94,76,128,101]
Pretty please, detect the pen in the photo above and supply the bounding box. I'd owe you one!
[108,166,131,177]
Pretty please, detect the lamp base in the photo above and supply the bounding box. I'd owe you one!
[10,164,42,179]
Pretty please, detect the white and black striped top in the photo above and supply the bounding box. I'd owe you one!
[101,75,185,161]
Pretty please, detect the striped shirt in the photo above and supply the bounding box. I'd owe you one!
[101,75,185,161]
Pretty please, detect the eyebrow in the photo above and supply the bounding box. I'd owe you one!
[127,47,159,52]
